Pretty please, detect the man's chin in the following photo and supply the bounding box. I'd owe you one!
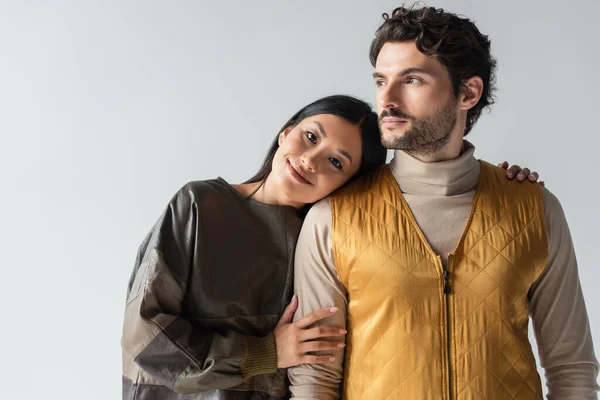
[380,128,409,148]
[382,125,409,136]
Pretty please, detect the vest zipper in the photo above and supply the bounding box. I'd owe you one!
[444,256,453,400]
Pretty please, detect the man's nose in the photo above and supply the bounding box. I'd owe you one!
[379,84,401,110]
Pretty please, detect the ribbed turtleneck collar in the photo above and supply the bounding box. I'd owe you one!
[388,140,480,196]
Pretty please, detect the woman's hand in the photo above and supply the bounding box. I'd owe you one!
[273,295,346,368]
[498,161,545,187]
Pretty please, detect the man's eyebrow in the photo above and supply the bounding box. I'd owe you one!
[372,67,434,79]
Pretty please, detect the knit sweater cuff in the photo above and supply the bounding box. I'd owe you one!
[240,332,278,380]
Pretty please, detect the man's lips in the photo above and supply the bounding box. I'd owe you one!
[382,117,408,125]
[287,161,311,185]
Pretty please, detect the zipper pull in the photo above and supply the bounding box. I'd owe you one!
[443,270,451,294]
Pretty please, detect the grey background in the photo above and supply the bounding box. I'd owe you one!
[1,0,598,398]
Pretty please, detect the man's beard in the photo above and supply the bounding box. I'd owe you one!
[378,96,458,155]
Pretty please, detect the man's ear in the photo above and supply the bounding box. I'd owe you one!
[459,76,484,111]
[278,125,294,146]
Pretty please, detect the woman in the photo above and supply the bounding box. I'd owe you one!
[121,95,538,399]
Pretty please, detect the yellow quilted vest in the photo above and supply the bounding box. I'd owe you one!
[331,161,547,399]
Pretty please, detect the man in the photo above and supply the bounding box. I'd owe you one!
[288,5,599,399]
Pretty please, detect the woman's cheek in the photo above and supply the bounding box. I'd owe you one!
[323,176,340,194]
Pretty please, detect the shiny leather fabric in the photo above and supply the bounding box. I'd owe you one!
[122,178,302,399]
[123,377,288,399]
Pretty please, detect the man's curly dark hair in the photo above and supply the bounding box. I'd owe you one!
[369,5,497,135]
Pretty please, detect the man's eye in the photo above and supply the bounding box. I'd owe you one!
[306,132,317,144]
[375,80,386,87]
[329,158,342,169]
[407,77,421,84]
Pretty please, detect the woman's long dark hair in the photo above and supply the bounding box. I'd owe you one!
[245,95,387,187]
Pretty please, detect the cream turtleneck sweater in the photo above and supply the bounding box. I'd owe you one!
[288,142,599,399]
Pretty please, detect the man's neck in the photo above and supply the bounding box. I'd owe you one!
[403,136,465,163]
[389,140,479,196]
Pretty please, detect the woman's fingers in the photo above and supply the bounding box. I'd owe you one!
[503,164,542,183]
[295,306,339,329]
[506,164,521,179]
[299,355,337,364]
[277,295,298,326]
[516,168,531,181]
[300,326,347,341]
[300,340,345,353]
[528,172,539,182]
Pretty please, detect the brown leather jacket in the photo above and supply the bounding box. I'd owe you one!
[121,178,302,399]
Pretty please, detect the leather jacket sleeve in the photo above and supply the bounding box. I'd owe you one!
[121,184,277,394]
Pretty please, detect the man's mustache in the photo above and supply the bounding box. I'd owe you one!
[379,108,413,121]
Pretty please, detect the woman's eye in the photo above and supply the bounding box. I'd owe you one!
[329,158,342,169]
[306,132,317,144]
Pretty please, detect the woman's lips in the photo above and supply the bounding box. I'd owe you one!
[287,161,311,185]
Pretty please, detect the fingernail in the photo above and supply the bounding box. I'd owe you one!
[337,343,346,347]
[329,357,335,362]
[339,329,347,334]
[529,175,535,180]
[507,173,513,178]
[330,307,338,313]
